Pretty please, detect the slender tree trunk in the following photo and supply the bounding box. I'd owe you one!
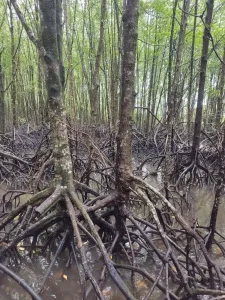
[10,0,73,184]
[28,65,38,125]
[139,44,148,129]
[56,0,65,89]
[206,179,223,252]
[216,45,225,128]
[154,44,167,125]
[8,1,17,128]
[164,0,178,192]
[208,72,218,127]
[34,2,46,123]
[110,58,119,131]
[167,0,178,126]
[171,0,190,121]
[10,0,73,183]
[150,46,159,130]
[0,52,5,133]
[146,19,157,135]
[90,0,107,125]
[110,0,122,133]
[165,0,179,182]
[38,0,73,186]
[187,0,198,145]
[116,0,139,194]
[206,130,225,251]
[38,58,46,122]
[192,0,214,155]
[115,0,139,254]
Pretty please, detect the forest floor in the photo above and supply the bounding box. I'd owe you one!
[0,123,225,300]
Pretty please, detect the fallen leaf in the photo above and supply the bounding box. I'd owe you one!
[215,246,222,254]
[135,279,148,290]
[171,265,177,273]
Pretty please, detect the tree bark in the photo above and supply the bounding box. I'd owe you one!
[56,0,65,89]
[8,1,17,128]
[90,0,107,125]
[171,0,190,121]
[116,0,139,190]
[167,0,178,126]
[38,0,73,186]
[216,45,225,128]
[187,0,198,144]
[192,0,214,155]
[146,19,158,135]
[11,0,72,184]
[0,51,5,133]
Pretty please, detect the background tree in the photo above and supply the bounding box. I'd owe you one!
[192,0,214,156]
[90,0,107,125]
[0,50,4,133]
[215,45,225,128]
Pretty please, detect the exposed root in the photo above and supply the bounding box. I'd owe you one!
[39,229,69,294]
[0,187,54,231]
[0,170,225,299]
[65,195,106,300]
[0,263,42,300]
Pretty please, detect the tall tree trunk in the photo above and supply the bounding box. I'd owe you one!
[146,19,157,135]
[38,58,46,122]
[187,0,198,145]
[116,0,139,196]
[56,0,65,89]
[110,58,119,132]
[167,0,178,126]
[28,65,38,125]
[192,0,214,155]
[216,45,225,128]
[11,0,73,184]
[150,46,159,130]
[38,0,73,186]
[0,51,5,133]
[90,0,107,125]
[206,130,225,251]
[208,72,218,127]
[34,1,46,123]
[115,0,139,262]
[164,0,178,192]
[171,0,190,121]
[8,1,17,128]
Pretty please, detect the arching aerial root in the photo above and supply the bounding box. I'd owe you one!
[175,150,214,187]
[0,178,225,300]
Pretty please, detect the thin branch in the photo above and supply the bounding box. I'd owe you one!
[10,0,45,55]
[0,263,42,300]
